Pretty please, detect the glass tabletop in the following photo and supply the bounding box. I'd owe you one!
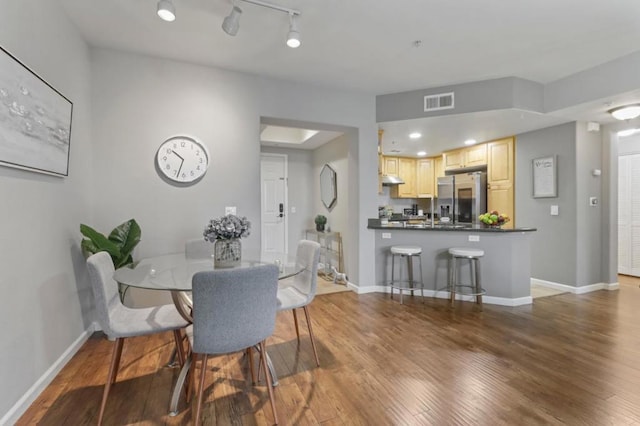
[113,250,301,291]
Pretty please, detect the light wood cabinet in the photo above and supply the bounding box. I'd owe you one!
[416,158,435,198]
[433,156,444,197]
[383,156,398,176]
[443,144,487,170]
[487,137,515,228]
[391,157,417,198]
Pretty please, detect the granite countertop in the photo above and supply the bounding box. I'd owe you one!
[367,218,536,233]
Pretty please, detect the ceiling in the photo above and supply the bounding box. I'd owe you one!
[59,0,640,154]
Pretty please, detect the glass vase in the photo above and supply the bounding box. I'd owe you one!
[213,238,241,268]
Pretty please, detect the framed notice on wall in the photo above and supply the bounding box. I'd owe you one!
[532,155,557,198]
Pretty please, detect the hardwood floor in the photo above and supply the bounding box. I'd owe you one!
[17,281,640,425]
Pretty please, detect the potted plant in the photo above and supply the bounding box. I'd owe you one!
[315,214,327,232]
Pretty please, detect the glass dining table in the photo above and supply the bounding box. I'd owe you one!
[112,249,302,415]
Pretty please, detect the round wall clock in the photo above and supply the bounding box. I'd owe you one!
[156,136,209,184]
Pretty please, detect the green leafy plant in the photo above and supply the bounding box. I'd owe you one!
[315,215,327,226]
[80,219,142,268]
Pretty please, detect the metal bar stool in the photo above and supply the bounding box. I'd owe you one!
[448,247,485,310]
[389,245,424,304]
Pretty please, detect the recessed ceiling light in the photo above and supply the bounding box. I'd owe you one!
[464,139,477,145]
[409,132,421,139]
[618,128,640,137]
[609,104,640,121]
[417,151,427,156]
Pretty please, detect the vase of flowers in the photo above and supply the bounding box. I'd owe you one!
[203,214,251,268]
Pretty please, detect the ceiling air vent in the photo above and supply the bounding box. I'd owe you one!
[424,92,454,112]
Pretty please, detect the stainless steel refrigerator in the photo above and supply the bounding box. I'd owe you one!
[437,172,487,224]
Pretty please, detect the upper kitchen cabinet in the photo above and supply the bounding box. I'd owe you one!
[487,137,515,228]
[383,156,399,176]
[416,158,435,198]
[391,157,417,198]
[443,144,487,170]
[433,156,444,197]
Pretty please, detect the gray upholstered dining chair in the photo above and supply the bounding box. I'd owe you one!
[189,264,280,425]
[86,252,189,426]
[276,239,322,366]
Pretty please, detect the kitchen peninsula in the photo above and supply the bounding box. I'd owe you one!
[368,219,537,306]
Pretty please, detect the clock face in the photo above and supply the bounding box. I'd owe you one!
[156,136,209,184]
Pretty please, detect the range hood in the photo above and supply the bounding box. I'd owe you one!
[381,175,405,185]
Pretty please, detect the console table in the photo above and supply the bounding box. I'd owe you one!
[305,229,344,279]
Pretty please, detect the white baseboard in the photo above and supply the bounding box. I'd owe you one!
[531,278,620,294]
[354,285,532,306]
[0,323,97,426]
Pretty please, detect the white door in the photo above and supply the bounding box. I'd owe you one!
[261,154,288,254]
[618,153,640,277]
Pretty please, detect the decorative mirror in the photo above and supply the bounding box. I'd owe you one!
[320,164,337,209]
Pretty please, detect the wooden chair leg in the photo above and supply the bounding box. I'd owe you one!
[173,329,186,366]
[259,341,278,425]
[247,347,256,385]
[292,309,300,340]
[302,306,320,367]
[194,353,209,426]
[98,337,124,426]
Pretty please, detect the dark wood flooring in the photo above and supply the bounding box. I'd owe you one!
[17,276,640,425]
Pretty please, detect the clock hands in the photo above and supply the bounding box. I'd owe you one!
[172,150,185,176]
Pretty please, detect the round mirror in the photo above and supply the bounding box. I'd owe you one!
[320,164,337,209]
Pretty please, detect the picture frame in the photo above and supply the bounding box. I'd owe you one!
[0,45,73,177]
[532,155,557,198]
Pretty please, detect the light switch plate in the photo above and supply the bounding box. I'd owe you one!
[382,233,391,239]
[550,205,559,216]
[225,206,237,215]
[468,235,480,242]
[291,206,296,213]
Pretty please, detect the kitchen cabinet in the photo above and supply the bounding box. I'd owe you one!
[487,137,515,228]
[391,157,417,198]
[416,158,435,198]
[443,144,487,170]
[383,156,399,176]
[433,156,444,196]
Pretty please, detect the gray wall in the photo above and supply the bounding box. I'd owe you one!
[0,1,94,420]
[313,135,350,274]
[619,133,640,154]
[516,122,578,285]
[260,146,314,252]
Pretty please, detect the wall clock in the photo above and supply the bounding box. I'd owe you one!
[155,135,209,185]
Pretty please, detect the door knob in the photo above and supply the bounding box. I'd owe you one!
[279,203,284,218]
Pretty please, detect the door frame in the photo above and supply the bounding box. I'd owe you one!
[260,153,289,255]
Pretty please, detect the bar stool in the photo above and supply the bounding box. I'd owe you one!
[448,247,485,310]
[389,245,424,304]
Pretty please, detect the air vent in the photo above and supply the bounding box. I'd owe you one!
[424,92,454,112]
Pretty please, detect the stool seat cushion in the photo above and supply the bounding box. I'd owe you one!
[449,247,484,257]
[390,246,422,255]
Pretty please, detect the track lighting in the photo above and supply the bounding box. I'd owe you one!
[222,0,302,48]
[222,6,242,36]
[609,104,640,121]
[157,0,176,22]
[286,13,301,48]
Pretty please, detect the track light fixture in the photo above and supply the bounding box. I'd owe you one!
[222,0,302,48]
[157,0,176,22]
[609,104,640,121]
[286,13,301,48]
[222,6,242,36]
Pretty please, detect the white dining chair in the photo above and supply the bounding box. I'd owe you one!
[86,252,189,426]
[276,239,322,366]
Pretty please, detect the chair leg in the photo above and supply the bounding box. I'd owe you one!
[194,353,209,426]
[259,341,279,425]
[173,329,186,367]
[98,337,124,426]
[247,347,256,385]
[302,306,320,367]
[292,309,300,341]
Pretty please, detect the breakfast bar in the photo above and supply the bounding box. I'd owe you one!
[368,219,537,306]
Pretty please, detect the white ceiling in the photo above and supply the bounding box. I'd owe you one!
[59,0,640,154]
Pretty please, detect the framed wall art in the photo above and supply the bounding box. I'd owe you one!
[0,45,73,176]
[532,155,557,198]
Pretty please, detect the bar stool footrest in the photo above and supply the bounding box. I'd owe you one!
[389,280,425,290]
[452,285,486,297]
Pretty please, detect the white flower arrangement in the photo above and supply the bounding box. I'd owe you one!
[203,214,251,241]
